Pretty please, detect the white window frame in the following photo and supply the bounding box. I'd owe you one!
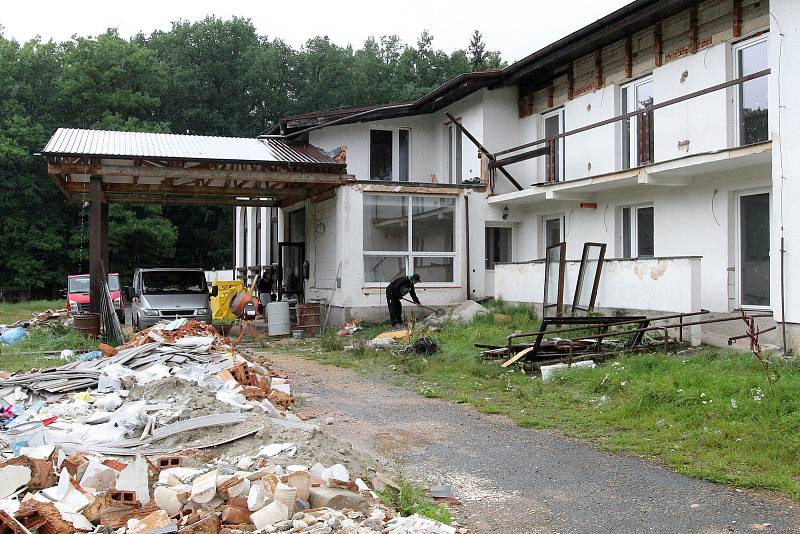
[735,188,771,310]
[363,194,459,288]
[621,75,654,170]
[368,126,412,182]
[541,108,565,182]
[541,214,565,256]
[443,120,463,184]
[618,203,654,258]
[485,223,515,271]
[733,34,769,147]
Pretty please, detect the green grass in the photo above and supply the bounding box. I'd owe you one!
[0,322,96,372]
[0,300,63,325]
[289,300,800,500]
[379,478,452,524]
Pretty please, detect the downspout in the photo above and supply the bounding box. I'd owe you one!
[781,236,788,354]
[465,195,471,300]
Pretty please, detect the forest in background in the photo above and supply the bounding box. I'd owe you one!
[0,17,504,296]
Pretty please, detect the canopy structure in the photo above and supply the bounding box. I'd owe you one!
[41,128,351,315]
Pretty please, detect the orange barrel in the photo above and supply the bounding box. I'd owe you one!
[74,313,101,339]
[296,303,321,337]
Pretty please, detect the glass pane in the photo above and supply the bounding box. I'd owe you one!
[281,246,303,294]
[413,256,454,283]
[545,114,561,181]
[544,245,564,311]
[485,227,512,270]
[447,125,454,182]
[288,209,305,242]
[412,197,455,252]
[545,217,561,249]
[455,127,463,184]
[364,256,407,283]
[622,87,631,170]
[399,129,409,182]
[370,130,393,181]
[739,41,768,145]
[636,206,654,257]
[622,207,631,258]
[740,193,770,306]
[363,195,408,251]
[635,81,654,165]
[575,244,603,309]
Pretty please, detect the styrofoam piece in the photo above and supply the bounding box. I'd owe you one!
[251,500,289,529]
[541,360,596,382]
[54,468,90,510]
[321,464,349,483]
[247,482,271,512]
[189,469,218,504]
[154,486,183,517]
[18,444,54,460]
[0,465,31,499]
[256,442,296,458]
[116,455,150,504]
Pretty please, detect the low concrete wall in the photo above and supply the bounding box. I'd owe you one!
[494,257,702,313]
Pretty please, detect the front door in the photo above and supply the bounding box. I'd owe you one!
[738,192,770,308]
[278,242,305,302]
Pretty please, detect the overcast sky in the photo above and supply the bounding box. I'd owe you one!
[2,0,632,62]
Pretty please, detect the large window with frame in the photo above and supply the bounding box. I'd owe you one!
[735,35,768,146]
[363,194,456,284]
[622,76,654,169]
[619,204,654,258]
[370,128,411,181]
[542,214,565,254]
[485,226,513,270]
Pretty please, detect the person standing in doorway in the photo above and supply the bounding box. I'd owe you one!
[386,273,421,328]
[251,270,273,322]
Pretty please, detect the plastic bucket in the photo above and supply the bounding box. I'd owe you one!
[267,302,291,336]
[74,313,101,339]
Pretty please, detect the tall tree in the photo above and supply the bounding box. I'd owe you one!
[468,30,486,70]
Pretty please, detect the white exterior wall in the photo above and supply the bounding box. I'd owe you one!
[770,0,800,342]
[564,85,619,179]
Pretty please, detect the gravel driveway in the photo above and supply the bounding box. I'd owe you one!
[267,353,800,534]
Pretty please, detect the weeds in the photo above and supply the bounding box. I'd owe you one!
[378,478,451,525]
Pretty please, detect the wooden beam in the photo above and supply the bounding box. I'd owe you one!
[547,85,554,108]
[594,50,603,90]
[490,146,550,169]
[89,176,106,316]
[60,181,310,198]
[48,163,348,184]
[624,36,633,78]
[654,23,663,67]
[567,62,574,100]
[101,195,280,208]
[733,0,743,38]
[689,5,699,54]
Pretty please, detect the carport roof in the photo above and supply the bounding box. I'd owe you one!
[42,128,349,208]
[43,128,339,166]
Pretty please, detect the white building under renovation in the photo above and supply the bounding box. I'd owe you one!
[235,0,800,349]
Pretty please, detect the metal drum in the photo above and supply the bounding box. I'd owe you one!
[296,303,321,337]
[74,313,101,339]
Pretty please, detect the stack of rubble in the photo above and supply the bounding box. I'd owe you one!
[0,320,458,533]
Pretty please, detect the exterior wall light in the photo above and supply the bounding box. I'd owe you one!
[502,204,509,220]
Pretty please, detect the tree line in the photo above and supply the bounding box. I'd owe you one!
[0,17,503,296]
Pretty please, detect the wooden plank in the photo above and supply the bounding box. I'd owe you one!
[48,163,348,184]
[733,0,742,38]
[61,181,309,198]
[654,22,663,67]
[624,35,633,78]
[689,5,699,54]
[594,50,603,90]
[500,347,534,368]
[89,176,106,316]
[567,62,574,100]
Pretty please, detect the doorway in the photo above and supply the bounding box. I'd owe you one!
[737,191,770,308]
[278,242,305,302]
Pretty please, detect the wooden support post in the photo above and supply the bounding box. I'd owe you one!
[89,176,107,315]
[624,36,633,78]
[733,0,743,38]
[689,5,699,54]
[547,85,555,108]
[594,50,603,90]
[654,23,663,67]
[567,62,574,100]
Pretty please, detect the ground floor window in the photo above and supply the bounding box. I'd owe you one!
[485,226,512,269]
[620,204,654,258]
[542,214,564,255]
[363,194,456,284]
[738,191,770,307]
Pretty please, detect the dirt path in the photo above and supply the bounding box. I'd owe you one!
[268,353,800,534]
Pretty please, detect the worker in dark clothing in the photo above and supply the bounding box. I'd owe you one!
[386,273,421,328]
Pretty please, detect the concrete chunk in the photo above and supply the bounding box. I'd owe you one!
[308,487,368,511]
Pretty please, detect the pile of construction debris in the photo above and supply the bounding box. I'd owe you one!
[0,320,458,533]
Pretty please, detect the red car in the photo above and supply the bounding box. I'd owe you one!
[66,273,125,324]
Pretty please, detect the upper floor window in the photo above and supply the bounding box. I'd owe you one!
[542,108,565,182]
[622,76,654,169]
[542,214,565,256]
[370,128,410,181]
[444,121,463,184]
[735,35,768,146]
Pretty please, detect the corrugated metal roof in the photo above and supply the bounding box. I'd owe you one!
[42,128,340,166]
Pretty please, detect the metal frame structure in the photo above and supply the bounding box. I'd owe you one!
[572,242,606,314]
[542,242,567,317]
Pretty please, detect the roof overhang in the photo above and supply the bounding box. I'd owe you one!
[42,129,351,207]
